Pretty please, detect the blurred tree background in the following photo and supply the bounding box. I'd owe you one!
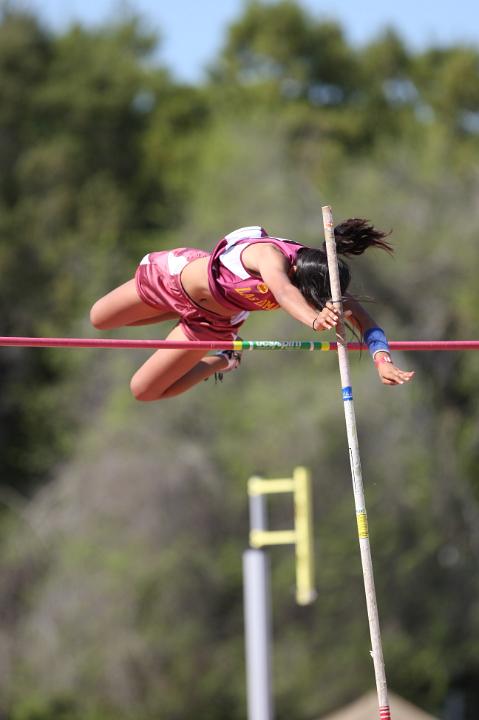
[1,1,479,718]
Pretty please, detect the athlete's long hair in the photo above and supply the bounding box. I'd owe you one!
[290,218,393,310]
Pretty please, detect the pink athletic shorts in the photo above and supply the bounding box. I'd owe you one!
[135,248,248,342]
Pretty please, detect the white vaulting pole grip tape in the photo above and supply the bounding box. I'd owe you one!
[322,205,391,720]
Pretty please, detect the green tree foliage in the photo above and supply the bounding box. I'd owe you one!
[214,0,357,99]
[0,8,208,493]
[1,1,479,719]
[413,46,479,134]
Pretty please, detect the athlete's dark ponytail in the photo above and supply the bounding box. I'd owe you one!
[329,218,393,256]
[290,218,392,311]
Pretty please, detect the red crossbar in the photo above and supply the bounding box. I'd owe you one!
[0,337,478,351]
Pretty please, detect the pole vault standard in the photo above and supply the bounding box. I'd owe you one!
[322,205,391,720]
[0,337,478,351]
[244,468,315,720]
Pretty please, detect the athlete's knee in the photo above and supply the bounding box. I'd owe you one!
[130,375,164,402]
[90,300,110,330]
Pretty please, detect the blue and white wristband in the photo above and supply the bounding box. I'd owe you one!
[364,326,390,359]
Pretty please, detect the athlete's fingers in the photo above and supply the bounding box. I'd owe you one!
[378,363,415,386]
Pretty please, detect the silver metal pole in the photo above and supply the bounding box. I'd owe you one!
[243,549,274,720]
[322,205,391,720]
[249,491,268,533]
[243,491,274,720]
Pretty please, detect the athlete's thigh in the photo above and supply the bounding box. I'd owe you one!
[91,278,171,329]
[130,324,206,400]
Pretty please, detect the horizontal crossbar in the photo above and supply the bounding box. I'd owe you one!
[0,337,478,351]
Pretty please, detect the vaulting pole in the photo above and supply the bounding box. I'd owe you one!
[322,205,391,720]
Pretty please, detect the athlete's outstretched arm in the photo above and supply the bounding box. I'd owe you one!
[253,245,340,331]
[344,294,414,386]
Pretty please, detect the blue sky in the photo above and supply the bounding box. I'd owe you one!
[26,0,479,82]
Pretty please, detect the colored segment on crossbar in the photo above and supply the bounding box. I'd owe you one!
[0,336,478,351]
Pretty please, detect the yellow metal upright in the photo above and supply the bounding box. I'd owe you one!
[292,467,316,605]
[247,466,316,606]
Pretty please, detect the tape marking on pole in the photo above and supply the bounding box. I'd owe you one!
[356,511,369,539]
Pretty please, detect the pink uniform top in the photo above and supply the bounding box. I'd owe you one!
[208,226,303,313]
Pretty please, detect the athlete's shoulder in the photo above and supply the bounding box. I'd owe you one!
[224,226,269,243]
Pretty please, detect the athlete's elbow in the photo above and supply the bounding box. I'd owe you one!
[272,285,294,308]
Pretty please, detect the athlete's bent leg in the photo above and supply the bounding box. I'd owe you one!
[130,325,231,401]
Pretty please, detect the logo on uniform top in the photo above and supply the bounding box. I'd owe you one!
[257,283,269,294]
[234,286,278,310]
